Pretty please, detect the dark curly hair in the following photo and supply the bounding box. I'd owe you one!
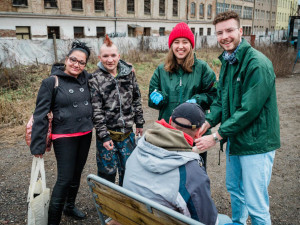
[213,11,240,27]
[67,40,91,61]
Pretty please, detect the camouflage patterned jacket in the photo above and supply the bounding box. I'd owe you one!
[89,60,145,142]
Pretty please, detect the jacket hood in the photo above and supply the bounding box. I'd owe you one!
[50,63,89,84]
[97,59,132,77]
[136,122,200,174]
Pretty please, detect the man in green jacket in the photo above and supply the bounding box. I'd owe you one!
[195,11,280,225]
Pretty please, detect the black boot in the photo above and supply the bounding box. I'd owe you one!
[63,185,86,220]
[48,197,65,225]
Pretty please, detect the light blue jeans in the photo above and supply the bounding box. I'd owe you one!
[225,140,276,225]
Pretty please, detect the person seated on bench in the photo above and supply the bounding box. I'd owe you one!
[123,103,218,225]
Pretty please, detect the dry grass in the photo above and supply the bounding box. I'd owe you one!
[256,44,295,77]
[0,45,295,128]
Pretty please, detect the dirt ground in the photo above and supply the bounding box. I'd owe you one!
[0,75,299,225]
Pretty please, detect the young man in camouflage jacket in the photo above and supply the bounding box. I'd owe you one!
[89,36,144,186]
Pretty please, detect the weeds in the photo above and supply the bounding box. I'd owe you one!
[256,44,295,77]
[0,45,296,127]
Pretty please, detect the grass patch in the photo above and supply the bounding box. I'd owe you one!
[0,45,295,127]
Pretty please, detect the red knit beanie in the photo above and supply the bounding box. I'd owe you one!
[168,22,195,49]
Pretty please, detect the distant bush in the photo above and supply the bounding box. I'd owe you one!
[256,45,295,77]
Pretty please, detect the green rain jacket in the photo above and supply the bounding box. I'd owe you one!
[148,55,217,121]
[206,39,280,155]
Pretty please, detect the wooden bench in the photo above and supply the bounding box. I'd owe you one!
[87,174,204,225]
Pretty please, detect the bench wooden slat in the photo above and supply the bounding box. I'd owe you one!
[87,174,203,225]
[91,181,187,225]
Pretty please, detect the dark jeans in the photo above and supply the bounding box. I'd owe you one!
[48,132,92,223]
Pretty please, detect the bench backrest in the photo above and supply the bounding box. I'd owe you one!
[87,174,203,225]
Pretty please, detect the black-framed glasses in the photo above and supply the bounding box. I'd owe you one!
[68,56,86,66]
[215,27,239,37]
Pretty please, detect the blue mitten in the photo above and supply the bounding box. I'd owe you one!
[150,91,163,105]
[186,99,196,103]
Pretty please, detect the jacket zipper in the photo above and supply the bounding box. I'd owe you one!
[179,76,183,103]
[114,78,126,133]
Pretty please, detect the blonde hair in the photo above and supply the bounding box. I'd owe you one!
[164,44,194,73]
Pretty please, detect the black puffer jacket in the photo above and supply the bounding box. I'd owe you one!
[30,64,93,155]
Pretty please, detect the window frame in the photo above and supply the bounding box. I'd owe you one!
[127,0,135,13]
[16,26,31,39]
[74,26,85,38]
[72,0,83,10]
[95,0,105,11]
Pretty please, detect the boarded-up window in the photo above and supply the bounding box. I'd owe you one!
[97,27,106,37]
[199,28,203,36]
[191,2,195,17]
[159,0,165,15]
[127,0,134,13]
[173,0,178,16]
[48,26,60,39]
[74,27,84,38]
[16,26,30,39]
[159,27,165,36]
[13,0,28,6]
[72,0,82,10]
[95,0,104,11]
[44,0,57,8]
[199,4,204,18]
[144,0,150,14]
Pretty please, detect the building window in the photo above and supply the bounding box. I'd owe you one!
[72,0,83,10]
[191,2,196,17]
[128,26,136,37]
[191,28,195,34]
[13,0,28,6]
[216,3,229,14]
[144,27,151,36]
[74,27,84,38]
[199,4,204,18]
[127,0,134,13]
[231,5,242,17]
[207,4,212,19]
[95,0,104,11]
[96,27,106,37]
[16,26,30,39]
[144,0,151,14]
[199,28,203,36]
[47,26,60,39]
[159,0,165,15]
[44,0,57,8]
[173,0,178,16]
[159,27,165,36]
[243,7,253,19]
[207,28,211,36]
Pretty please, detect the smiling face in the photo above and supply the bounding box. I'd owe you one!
[99,44,120,76]
[64,50,87,78]
[171,38,192,64]
[215,18,243,54]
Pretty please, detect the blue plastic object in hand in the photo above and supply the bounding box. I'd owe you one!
[186,99,196,103]
[150,91,163,105]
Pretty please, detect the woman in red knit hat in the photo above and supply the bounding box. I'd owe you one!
[148,22,217,168]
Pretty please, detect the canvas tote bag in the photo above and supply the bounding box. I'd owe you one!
[27,157,50,225]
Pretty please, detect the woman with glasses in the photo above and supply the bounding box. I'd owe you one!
[148,22,217,169]
[30,40,93,224]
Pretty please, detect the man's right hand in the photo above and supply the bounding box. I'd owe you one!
[199,121,211,136]
[103,140,114,150]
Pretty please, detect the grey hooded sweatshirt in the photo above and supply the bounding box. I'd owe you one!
[123,121,218,225]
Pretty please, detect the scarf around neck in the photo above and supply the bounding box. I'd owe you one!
[222,42,241,64]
